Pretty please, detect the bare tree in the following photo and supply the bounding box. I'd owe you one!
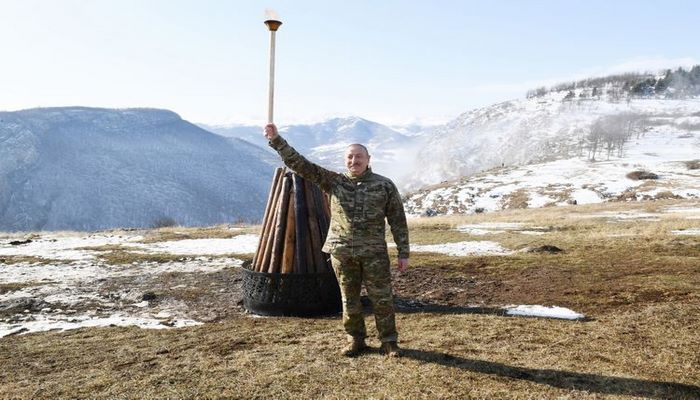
[602,115,630,160]
[574,128,587,157]
[587,113,647,160]
[588,120,604,161]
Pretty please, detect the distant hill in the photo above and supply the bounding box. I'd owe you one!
[0,107,277,231]
[404,67,700,192]
[403,66,700,215]
[404,127,700,216]
[526,65,700,100]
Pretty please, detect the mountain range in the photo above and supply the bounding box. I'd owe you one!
[2,67,699,230]
[0,107,276,231]
[201,117,426,187]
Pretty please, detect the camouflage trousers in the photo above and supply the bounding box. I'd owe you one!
[330,244,398,343]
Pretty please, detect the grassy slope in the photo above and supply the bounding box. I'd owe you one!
[1,200,698,399]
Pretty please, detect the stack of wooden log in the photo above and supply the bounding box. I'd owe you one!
[252,167,332,274]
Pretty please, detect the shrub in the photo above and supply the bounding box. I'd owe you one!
[152,217,178,228]
[626,170,659,180]
[503,189,530,209]
[422,208,438,217]
[684,160,700,170]
[653,191,682,200]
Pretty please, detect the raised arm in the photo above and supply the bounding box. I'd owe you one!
[265,123,338,192]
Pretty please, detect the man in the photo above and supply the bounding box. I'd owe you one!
[264,123,410,357]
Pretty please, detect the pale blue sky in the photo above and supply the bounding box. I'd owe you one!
[2,0,699,126]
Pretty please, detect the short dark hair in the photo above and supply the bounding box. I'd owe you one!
[347,143,369,156]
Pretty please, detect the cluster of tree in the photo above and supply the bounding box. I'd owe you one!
[642,66,700,98]
[584,113,648,161]
[526,65,700,100]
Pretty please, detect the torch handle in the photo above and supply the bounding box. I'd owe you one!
[267,31,277,123]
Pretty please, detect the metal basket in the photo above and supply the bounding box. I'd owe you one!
[242,267,341,317]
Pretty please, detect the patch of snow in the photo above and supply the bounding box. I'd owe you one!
[459,223,526,230]
[411,241,512,256]
[130,234,259,255]
[0,231,251,338]
[504,305,585,320]
[456,223,546,236]
[578,211,662,221]
[672,228,700,235]
[664,206,700,214]
[0,258,242,285]
[0,313,202,338]
[570,189,602,205]
[473,195,503,213]
[0,234,145,261]
[456,228,502,235]
[528,192,556,208]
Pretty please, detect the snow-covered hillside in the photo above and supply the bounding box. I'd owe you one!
[406,92,700,192]
[0,107,277,231]
[405,121,700,216]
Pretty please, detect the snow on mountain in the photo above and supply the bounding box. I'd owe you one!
[404,94,700,216]
[201,123,263,147]
[202,116,426,186]
[390,122,440,137]
[0,107,277,231]
[406,90,700,192]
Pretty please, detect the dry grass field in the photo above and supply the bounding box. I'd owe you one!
[1,200,699,399]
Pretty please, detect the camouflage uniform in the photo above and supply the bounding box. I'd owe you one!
[269,135,410,343]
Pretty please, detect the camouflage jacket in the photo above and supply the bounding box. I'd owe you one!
[269,135,410,258]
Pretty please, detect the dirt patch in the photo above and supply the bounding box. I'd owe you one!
[392,237,699,316]
[0,256,58,265]
[92,267,247,323]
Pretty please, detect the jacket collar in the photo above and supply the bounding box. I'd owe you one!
[345,166,373,181]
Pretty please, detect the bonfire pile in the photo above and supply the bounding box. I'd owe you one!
[252,167,332,274]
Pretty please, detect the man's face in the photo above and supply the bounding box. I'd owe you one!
[345,145,370,177]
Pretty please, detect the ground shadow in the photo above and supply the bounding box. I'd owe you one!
[389,296,593,321]
[394,297,507,316]
[399,348,700,399]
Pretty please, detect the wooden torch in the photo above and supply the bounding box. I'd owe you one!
[264,10,282,123]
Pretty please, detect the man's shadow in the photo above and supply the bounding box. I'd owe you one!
[382,298,698,398]
[394,297,509,316]
[391,296,590,320]
[397,348,700,399]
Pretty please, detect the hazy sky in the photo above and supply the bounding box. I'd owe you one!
[2,0,699,126]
